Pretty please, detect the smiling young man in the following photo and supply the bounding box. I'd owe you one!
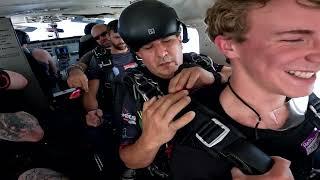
[168,0,320,179]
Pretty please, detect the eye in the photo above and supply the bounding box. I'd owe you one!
[142,45,153,50]
[280,39,304,42]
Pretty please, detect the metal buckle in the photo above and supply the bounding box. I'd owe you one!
[196,118,230,148]
[98,58,112,68]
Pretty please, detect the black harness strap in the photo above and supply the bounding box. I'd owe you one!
[184,99,273,175]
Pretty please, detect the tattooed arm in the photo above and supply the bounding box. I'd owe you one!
[18,168,69,180]
[0,111,44,142]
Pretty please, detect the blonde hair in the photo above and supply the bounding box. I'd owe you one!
[205,0,320,43]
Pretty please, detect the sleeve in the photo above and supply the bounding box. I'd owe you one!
[79,50,94,65]
[0,69,10,91]
[113,77,141,146]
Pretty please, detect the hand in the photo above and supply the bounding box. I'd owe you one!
[67,68,89,92]
[168,66,214,93]
[231,156,294,180]
[140,90,195,149]
[85,109,103,127]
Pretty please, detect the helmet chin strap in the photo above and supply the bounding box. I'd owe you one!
[178,20,189,43]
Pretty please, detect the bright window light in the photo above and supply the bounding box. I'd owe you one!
[182,27,199,54]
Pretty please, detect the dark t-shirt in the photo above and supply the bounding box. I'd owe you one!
[171,83,319,180]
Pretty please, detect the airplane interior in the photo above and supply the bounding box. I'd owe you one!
[1,0,320,179]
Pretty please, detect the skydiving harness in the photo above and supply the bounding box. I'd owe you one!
[92,46,114,89]
[123,65,320,177]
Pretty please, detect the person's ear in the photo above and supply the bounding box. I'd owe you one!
[136,51,142,58]
[214,35,240,59]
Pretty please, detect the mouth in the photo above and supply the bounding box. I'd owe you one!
[287,70,316,79]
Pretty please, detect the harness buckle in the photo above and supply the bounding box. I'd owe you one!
[195,118,230,148]
[133,74,164,101]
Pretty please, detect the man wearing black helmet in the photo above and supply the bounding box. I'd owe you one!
[114,1,230,179]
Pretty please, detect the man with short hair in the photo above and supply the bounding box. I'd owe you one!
[68,20,137,179]
[113,1,230,179]
[168,0,320,179]
[81,21,137,127]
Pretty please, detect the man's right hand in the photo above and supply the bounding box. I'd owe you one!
[85,109,103,127]
[140,90,195,149]
[231,156,294,180]
[67,68,89,92]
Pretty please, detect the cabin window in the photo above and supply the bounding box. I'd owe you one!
[13,18,114,41]
[182,27,200,54]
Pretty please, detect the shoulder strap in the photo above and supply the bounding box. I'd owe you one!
[175,98,273,175]
[307,93,320,128]
[93,46,113,68]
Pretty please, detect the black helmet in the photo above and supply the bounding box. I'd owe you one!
[118,0,189,52]
[15,29,30,46]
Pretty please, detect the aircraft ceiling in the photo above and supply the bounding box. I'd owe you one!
[0,0,216,23]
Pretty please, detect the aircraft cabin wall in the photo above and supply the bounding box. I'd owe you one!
[184,20,227,66]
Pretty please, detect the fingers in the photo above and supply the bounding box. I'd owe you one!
[163,95,192,123]
[169,69,192,93]
[169,111,195,131]
[86,110,103,127]
[169,67,206,93]
[231,156,293,180]
[168,72,182,93]
[143,97,157,111]
[154,90,189,117]
[67,70,89,91]
[271,156,291,170]
[231,167,245,180]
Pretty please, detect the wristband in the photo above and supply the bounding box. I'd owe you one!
[0,69,10,90]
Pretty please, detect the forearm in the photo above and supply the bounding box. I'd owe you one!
[120,135,161,169]
[83,93,99,111]
[82,79,100,111]
[48,58,58,75]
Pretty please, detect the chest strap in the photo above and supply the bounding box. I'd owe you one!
[182,99,273,175]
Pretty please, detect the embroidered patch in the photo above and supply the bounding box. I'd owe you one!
[124,62,138,70]
[121,112,136,125]
[301,128,320,155]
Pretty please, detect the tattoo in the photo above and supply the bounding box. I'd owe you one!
[0,111,43,142]
[18,168,68,180]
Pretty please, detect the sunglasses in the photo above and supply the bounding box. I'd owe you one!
[93,31,108,40]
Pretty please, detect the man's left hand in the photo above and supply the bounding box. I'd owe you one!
[168,66,214,93]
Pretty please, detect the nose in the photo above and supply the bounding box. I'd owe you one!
[154,41,168,58]
[306,39,320,62]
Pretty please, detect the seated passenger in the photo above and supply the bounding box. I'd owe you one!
[15,29,58,97]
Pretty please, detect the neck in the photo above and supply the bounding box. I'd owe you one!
[220,77,288,129]
[110,47,128,54]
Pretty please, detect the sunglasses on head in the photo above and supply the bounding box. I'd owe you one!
[93,31,108,40]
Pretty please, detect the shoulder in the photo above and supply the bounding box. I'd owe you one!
[31,48,51,64]
[79,50,94,64]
